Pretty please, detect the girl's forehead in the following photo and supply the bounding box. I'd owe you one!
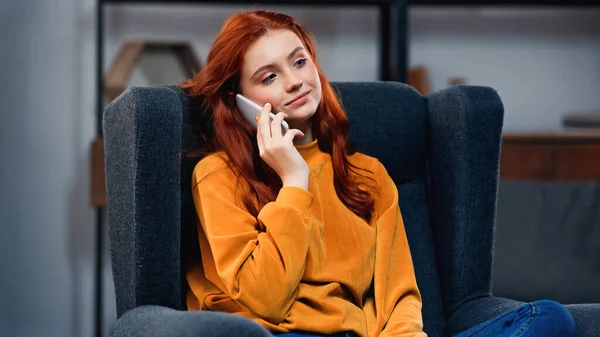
[243,30,304,68]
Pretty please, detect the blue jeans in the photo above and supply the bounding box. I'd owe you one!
[453,300,577,337]
[275,300,576,337]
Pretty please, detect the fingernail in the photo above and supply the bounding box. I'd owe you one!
[255,115,259,122]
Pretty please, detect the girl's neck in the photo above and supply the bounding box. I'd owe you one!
[293,125,314,146]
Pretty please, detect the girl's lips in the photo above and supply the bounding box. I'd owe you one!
[286,91,310,106]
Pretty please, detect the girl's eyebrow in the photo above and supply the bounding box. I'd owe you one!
[250,46,305,80]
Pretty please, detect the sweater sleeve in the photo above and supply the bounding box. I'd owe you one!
[373,161,427,337]
[191,155,319,324]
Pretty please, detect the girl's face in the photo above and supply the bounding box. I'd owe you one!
[239,29,322,131]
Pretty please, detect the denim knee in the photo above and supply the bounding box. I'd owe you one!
[530,300,577,337]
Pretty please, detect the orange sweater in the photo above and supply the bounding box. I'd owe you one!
[186,139,426,337]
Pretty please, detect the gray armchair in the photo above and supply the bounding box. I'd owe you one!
[103,82,600,337]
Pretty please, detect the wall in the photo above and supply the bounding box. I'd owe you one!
[410,7,600,131]
[1,0,95,336]
[1,2,599,336]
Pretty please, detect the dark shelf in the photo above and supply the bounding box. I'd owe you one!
[103,0,600,5]
[412,0,600,6]
[103,0,396,5]
[95,1,599,337]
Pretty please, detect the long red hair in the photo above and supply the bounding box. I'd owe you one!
[181,10,376,222]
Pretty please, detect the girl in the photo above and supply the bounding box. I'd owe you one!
[180,10,576,337]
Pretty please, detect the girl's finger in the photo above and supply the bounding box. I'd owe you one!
[258,103,272,148]
[270,112,288,140]
[259,103,272,138]
[282,129,305,144]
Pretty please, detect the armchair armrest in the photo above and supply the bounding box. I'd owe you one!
[446,296,523,336]
[447,296,600,337]
[566,303,600,337]
[109,306,273,337]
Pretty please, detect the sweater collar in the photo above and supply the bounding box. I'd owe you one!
[295,138,320,159]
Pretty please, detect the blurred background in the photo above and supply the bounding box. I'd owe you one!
[1,0,599,336]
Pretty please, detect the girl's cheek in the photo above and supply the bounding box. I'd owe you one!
[262,95,283,110]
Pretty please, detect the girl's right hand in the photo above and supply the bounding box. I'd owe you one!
[256,103,309,190]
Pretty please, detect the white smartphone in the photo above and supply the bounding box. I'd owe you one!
[235,94,289,135]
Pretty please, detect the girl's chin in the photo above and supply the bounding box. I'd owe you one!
[282,104,317,120]
[284,114,314,126]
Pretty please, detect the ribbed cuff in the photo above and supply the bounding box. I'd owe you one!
[276,186,314,218]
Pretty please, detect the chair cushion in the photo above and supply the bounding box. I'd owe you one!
[333,82,428,183]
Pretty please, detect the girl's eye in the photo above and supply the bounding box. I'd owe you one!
[295,58,306,67]
[261,74,276,85]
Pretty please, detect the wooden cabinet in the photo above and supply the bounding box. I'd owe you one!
[500,132,600,181]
